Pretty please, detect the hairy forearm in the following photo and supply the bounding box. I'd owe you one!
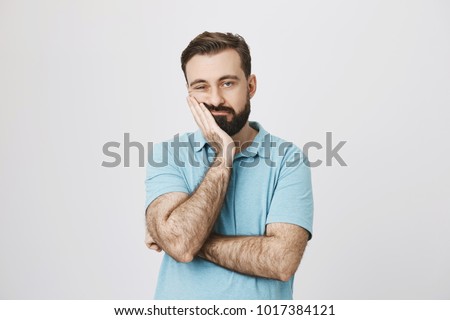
[147,161,231,262]
[199,234,303,281]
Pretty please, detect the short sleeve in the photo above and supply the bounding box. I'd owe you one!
[266,146,314,239]
[145,141,189,209]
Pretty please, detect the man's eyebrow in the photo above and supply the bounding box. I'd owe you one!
[218,75,240,82]
[189,75,241,87]
[189,79,207,87]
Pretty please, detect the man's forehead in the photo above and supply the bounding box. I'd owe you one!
[185,49,244,83]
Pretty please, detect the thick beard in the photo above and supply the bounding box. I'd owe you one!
[207,98,251,136]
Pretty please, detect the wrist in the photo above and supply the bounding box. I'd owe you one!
[212,156,233,170]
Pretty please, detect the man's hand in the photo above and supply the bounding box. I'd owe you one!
[145,229,162,252]
[186,96,235,167]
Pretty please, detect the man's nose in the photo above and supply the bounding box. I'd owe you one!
[207,87,225,106]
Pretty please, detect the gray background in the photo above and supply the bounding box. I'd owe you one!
[1,0,449,299]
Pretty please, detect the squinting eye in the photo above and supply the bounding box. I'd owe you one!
[223,82,233,88]
[194,86,205,90]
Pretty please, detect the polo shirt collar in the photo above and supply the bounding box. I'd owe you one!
[248,121,270,159]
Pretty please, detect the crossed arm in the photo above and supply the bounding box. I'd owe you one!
[146,195,309,281]
[145,96,309,281]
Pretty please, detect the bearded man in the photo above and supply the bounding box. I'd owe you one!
[145,32,313,299]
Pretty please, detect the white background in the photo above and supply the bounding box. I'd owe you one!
[1,0,449,299]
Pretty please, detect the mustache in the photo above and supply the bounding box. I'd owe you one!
[203,103,235,115]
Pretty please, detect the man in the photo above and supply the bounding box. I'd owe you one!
[145,32,313,299]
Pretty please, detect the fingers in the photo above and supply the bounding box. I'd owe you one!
[199,102,220,126]
[149,244,162,252]
[186,96,202,128]
[145,231,162,252]
[186,95,234,164]
[146,241,162,252]
[187,96,211,133]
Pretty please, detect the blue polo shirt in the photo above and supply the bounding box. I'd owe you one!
[145,122,313,299]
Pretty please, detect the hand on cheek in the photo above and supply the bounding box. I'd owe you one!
[186,96,235,167]
[187,91,207,106]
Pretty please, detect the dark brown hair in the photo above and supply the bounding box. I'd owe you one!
[181,31,251,81]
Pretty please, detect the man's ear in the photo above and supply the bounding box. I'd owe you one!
[248,74,257,98]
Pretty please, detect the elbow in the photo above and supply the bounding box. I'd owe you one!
[167,245,198,263]
[149,232,198,263]
[273,249,303,281]
[171,251,195,263]
[277,271,294,282]
[275,264,297,282]
[147,217,199,263]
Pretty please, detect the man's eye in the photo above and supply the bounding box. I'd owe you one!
[222,82,233,88]
[194,86,205,90]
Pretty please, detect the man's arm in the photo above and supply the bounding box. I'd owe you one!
[199,223,309,281]
[146,96,235,263]
[146,162,230,263]
[198,141,314,281]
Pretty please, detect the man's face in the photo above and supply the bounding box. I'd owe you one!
[185,49,256,136]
